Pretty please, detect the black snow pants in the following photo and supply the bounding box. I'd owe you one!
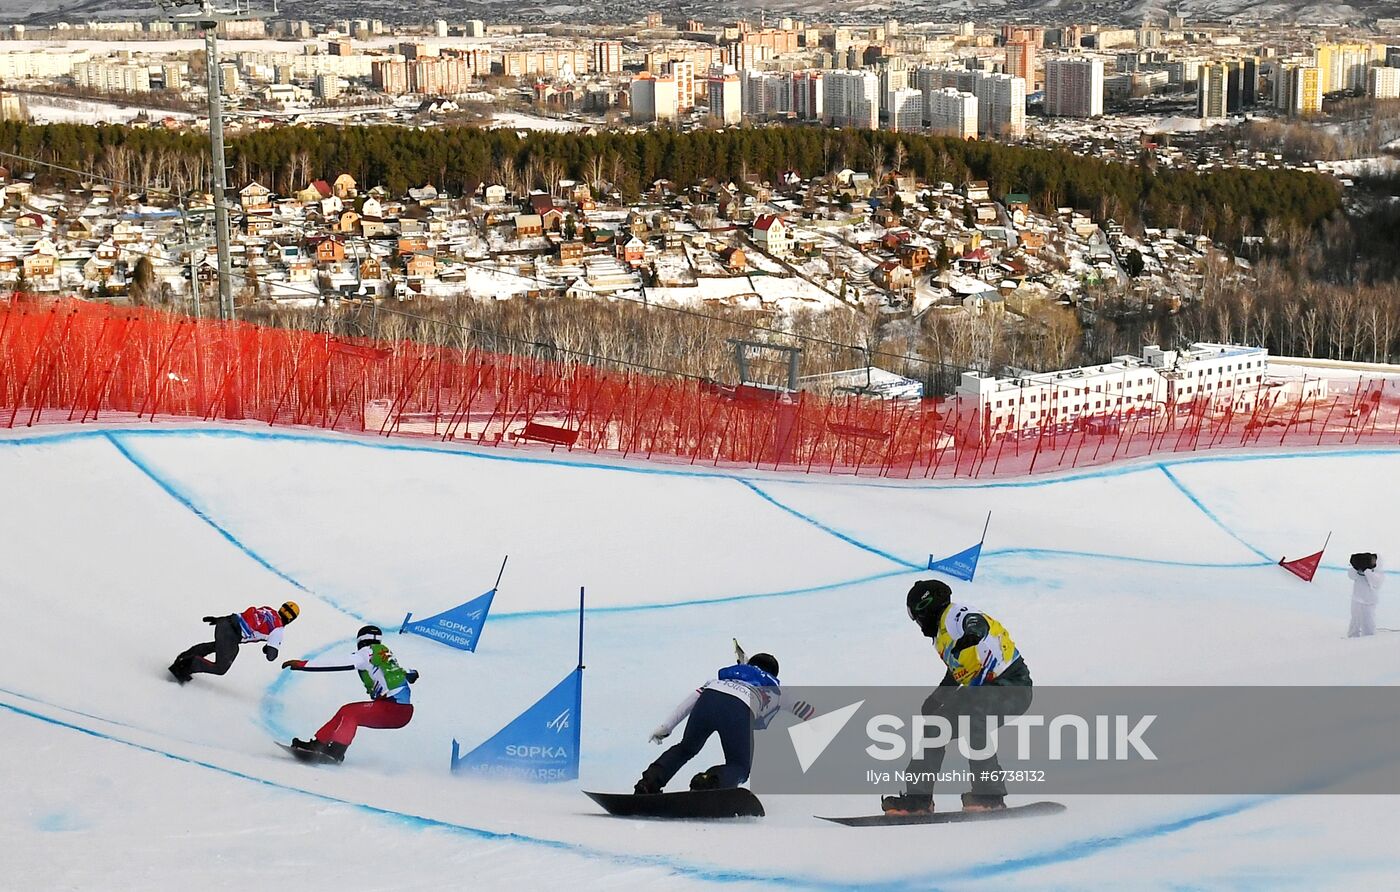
[177,615,243,676]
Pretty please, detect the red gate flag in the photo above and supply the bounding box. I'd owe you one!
[1278,551,1324,582]
[1278,532,1330,582]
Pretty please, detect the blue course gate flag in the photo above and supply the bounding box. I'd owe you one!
[399,588,496,652]
[450,668,583,782]
[399,555,508,652]
[450,586,585,783]
[927,512,992,582]
[927,541,984,581]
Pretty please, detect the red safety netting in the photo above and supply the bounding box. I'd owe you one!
[4,297,1400,479]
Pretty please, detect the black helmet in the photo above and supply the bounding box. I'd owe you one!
[906,579,952,627]
[747,653,779,677]
[356,624,383,649]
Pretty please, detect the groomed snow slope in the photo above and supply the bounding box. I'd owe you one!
[2,424,1398,890]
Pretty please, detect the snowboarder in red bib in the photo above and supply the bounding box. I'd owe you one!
[280,625,419,764]
[881,579,1033,816]
[169,601,300,684]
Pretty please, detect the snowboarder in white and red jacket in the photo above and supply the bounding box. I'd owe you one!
[280,625,419,763]
[634,653,814,794]
[1347,552,1384,637]
[169,601,299,683]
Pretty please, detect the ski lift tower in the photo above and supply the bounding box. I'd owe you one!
[159,0,273,321]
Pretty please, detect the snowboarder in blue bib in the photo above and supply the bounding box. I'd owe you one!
[634,652,814,794]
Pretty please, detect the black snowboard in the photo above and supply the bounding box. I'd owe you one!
[276,742,340,765]
[584,788,765,819]
[818,800,1065,826]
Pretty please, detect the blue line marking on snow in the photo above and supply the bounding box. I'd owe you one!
[0,695,912,891]
[101,431,367,623]
[938,797,1276,882]
[1156,464,1275,562]
[735,479,923,569]
[985,547,1273,571]
[489,567,923,622]
[103,432,311,595]
[259,637,350,742]
[5,423,1398,493]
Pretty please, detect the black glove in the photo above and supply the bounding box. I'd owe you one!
[263,645,278,661]
[202,616,219,624]
[406,669,420,684]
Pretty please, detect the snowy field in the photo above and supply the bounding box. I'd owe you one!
[23,95,197,125]
[2,423,1398,890]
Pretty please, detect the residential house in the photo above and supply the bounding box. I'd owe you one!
[405,253,436,278]
[397,235,428,255]
[239,182,272,210]
[619,234,645,266]
[332,173,358,199]
[557,240,585,264]
[514,214,543,238]
[408,184,439,204]
[484,184,508,205]
[898,242,930,272]
[873,260,914,291]
[313,236,346,265]
[112,221,144,244]
[717,245,747,271]
[964,180,991,201]
[296,180,332,204]
[22,238,59,281]
[1004,193,1030,226]
[752,214,790,257]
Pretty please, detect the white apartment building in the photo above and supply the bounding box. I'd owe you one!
[74,61,152,93]
[823,69,880,130]
[928,87,978,139]
[630,72,679,122]
[743,69,792,118]
[593,40,622,75]
[668,60,696,110]
[1369,65,1400,100]
[881,61,909,114]
[0,50,87,80]
[973,71,1026,137]
[958,344,1278,438]
[885,87,923,132]
[707,70,742,125]
[1045,57,1105,117]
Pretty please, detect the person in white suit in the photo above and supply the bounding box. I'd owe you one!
[1347,552,1384,637]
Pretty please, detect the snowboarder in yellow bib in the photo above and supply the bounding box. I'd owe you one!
[881,579,1033,817]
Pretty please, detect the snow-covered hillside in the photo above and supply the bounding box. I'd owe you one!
[2,423,1398,890]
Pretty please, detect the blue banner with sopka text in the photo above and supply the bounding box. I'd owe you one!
[400,589,496,652]
[928,541,984,582]
[450,669,582,782]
